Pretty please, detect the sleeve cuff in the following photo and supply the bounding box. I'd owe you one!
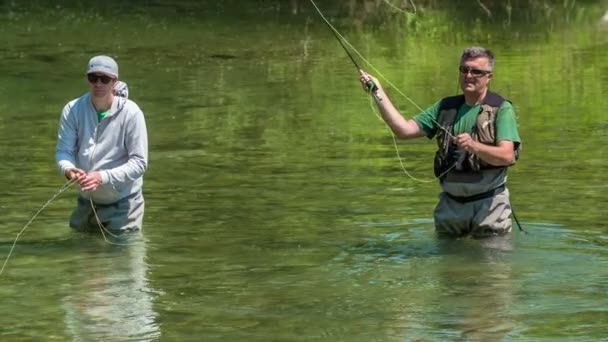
[101,171,110,185]
[58,162,75,177]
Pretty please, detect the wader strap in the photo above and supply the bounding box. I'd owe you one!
[444,184,505,203]
[511,207,527,233]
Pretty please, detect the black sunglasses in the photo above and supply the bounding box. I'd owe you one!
[87,74,114,84]
[459,66,492,77]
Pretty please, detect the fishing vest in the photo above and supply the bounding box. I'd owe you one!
[433,91,520,181]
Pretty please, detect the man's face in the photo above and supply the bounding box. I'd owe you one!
[87,73,116,98]
[459,57,492,94]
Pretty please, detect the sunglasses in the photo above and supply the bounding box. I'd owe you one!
[87,74,115,84]
[459,66,492,77]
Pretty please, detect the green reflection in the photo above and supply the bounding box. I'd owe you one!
[0,1,607,341]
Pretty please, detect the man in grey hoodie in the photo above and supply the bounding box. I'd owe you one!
[56,55,148,233]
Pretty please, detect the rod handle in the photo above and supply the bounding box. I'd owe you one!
[365,80,382,101]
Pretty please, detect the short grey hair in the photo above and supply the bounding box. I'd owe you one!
[460,46,495,70]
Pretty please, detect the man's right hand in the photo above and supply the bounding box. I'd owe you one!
[65,168,86,183]
[359,70,382,93]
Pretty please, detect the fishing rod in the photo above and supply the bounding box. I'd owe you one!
[307,0,469,185]
[308,0,380,97]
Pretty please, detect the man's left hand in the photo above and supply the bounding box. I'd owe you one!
[454,133,478,153]
[80,171,103,192]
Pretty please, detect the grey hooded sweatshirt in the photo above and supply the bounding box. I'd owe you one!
[56,92,148,205]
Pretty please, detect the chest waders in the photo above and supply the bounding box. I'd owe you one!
[434,91,525,232]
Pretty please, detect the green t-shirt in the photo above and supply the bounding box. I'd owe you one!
[97,110,109,123]
[413,100,521,144]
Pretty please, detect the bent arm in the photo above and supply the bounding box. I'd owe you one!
[360,71,426,139]
[372,89,427,139]
[473,140,515,166]
[101,110,149,185]
[55,103,78,176]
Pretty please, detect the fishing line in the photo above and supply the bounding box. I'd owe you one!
[308,0,456,183]
[322,12,363,72]
[309,0,380,97]
[89,198,133,246]
[0,178,78,277]
[0,177,137,277]
[381,0,417,15]
[309,0,452,137]
[366,96,457,182]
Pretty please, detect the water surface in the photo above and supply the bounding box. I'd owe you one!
[1,1,607,340]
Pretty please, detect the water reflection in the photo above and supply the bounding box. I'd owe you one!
[334,224,522,340]
[432,236,516,340]
[61,234,160,341]
[0,0,607,340]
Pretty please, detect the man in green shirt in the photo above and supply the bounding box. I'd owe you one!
[359,47,521,238]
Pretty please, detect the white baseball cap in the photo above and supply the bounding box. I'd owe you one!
[86,55,119,78]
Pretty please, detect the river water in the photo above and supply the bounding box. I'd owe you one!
[0,1,607,340]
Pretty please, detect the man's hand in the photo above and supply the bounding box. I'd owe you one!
[454,134,515,166]
[65,168,87,183]
[80,171,103,192]
[359,70,383,93]
[453,133,479,154]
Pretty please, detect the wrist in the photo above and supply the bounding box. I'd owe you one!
[471,141,482,154]
[100,171,110,185]
[373,89,385,102]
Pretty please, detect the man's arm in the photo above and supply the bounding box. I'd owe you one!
[100,106,148,185]
[454,100,520,166]
[360,71,426,139]
[55,102,79,177]
[456,137,515,166]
